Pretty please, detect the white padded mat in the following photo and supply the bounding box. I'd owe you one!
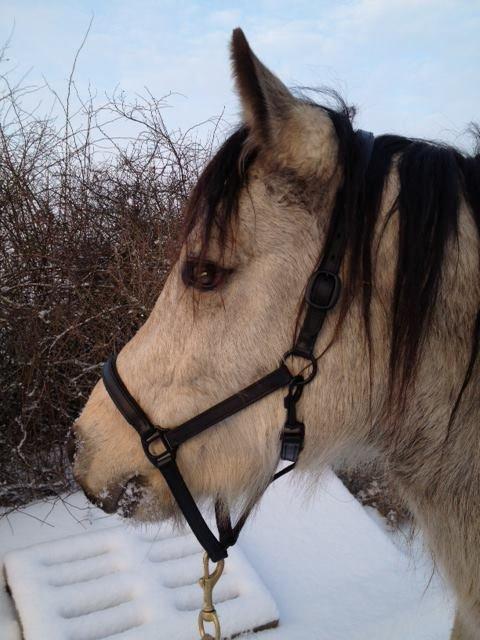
[4,524,278,640]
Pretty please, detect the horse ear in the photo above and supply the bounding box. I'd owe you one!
[230,28,295,142]
[230,29,338,178]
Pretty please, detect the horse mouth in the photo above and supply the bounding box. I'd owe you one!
[83,476,147,517]
[116,476,148,518]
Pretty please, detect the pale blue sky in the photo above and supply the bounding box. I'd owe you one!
[1,0,479,148]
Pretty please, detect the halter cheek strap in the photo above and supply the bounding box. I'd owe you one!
[101,129,375,562]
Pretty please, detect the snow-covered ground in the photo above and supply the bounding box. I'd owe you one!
[0,470,455,639]
[4,524,278,639]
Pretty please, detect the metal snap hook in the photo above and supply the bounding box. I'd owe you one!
[198,553,225,640]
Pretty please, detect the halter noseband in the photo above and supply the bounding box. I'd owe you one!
[102,129,375,562]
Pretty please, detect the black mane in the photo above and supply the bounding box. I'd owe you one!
[184,101,480,417]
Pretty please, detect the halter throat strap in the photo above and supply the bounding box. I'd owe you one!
[294,129,375,358]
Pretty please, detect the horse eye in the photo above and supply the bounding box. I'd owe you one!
[182,260,229,291]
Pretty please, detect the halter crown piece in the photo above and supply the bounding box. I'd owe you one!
[102,130,375,563]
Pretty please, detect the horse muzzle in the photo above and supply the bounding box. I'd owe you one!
[67,427,145,516]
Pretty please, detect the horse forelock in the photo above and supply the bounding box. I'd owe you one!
[183,127,257,264]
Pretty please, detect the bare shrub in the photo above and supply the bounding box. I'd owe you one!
[338,465,411,528]
[0,55,218,506]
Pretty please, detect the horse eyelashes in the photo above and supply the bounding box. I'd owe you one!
[181,259,231,291]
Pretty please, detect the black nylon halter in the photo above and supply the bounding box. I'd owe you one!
[102,129,375,562]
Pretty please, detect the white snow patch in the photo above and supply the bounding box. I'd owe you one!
[239,471,455,639]
[0,471,455,639]
[4,525,277,640]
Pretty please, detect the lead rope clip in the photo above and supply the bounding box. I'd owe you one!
[280,376,305,463]
[198,552,225,640]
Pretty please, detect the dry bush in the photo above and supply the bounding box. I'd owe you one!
[338,466,411,528]
[0,54,219,506]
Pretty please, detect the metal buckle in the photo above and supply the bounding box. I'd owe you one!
[151,449,175,468]
[305,269,341,310]
[142,428,176,467]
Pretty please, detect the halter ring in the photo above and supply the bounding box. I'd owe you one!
[282,350,318,385]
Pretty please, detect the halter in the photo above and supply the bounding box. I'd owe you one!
[102,129,375,562]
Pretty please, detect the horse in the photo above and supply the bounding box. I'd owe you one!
[69,29,480,639]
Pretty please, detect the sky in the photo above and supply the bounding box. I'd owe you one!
[1,0,479,149]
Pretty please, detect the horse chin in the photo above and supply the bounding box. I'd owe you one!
[117,481,178,523]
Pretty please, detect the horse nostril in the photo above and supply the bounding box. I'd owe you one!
[83,486,119,514]
[66,430,77,465]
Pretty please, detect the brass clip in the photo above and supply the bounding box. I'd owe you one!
[198,552,225,640]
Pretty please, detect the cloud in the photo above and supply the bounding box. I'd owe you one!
[0,0,478,147]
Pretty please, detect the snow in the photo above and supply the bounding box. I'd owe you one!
[4,526,278,639]
[240,472,454,639]
[0,470,455,639]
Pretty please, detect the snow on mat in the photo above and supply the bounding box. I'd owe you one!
[4,524,278,640]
